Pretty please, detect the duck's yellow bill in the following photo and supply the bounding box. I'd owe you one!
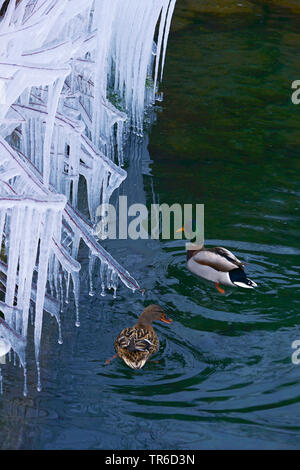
[176,226,184,233]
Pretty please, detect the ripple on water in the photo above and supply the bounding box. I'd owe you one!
[92,239,297,438]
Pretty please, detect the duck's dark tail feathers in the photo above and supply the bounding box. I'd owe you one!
[229,268,257,289]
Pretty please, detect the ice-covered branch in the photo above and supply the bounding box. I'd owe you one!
[0,0,176,394]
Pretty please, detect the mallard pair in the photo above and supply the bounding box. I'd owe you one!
[110,231,257,369]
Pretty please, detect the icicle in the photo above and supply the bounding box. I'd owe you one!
[53,257,60,300]
[106,266,113,290]
[34,202,66,392]
[59,270,64,311]
[152,2,168,103]
[57,317,63,345]
[43,78,66,187]
[65,271,70,304]
[99,260,107,297]
[5,206,23,320]
[117,121,124,167]
[71,271,80,327]
[20,207,43,339]
[112,270,119,299]
[160,0,177,83]
[88,253,96,296]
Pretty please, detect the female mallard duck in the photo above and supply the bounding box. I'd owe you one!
[177,224,257,294]
[113,305,172,369]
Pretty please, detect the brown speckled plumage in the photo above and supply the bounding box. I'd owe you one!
[114,305,171,369]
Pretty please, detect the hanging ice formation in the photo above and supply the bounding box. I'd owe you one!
[0,0,176,395]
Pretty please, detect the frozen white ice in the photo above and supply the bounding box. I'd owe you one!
[0,0,176,394]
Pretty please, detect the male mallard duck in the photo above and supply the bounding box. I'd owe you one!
[113,305,172,369]
[177,225,257,294]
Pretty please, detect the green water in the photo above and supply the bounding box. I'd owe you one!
[145,6,300,448]
[0,4,300,450]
